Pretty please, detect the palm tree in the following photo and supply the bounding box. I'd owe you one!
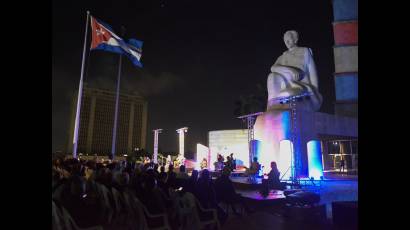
[233,83,267,116]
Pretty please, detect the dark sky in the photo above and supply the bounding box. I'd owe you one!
[52,0,336,155]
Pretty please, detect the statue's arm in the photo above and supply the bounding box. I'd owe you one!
[307,48,319,89]
[271,64,302,81]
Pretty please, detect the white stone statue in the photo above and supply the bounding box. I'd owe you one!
[267,30,323,111]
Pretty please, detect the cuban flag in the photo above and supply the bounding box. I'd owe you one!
[90,16,143,67]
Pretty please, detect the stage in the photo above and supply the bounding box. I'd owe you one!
[229,174,357,219]
[230,177,263,190]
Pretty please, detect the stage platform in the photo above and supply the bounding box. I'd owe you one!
[239,190,286,201]
[231,177,263,190]
[238,190,286,209]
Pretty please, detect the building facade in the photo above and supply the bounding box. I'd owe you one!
[67,86,148,155]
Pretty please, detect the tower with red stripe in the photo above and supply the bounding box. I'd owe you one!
[332,0,358,117]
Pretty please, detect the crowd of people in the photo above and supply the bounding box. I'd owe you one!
[52,154,284,230]
[214,153,236,172]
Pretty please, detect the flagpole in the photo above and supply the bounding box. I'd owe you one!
[111,26,126,160]
[111,55,122,159]
[73,11,90,158]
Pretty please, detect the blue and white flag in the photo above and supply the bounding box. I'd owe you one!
[90,16,143,67]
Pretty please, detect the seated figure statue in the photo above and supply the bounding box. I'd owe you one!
[267,30,323,111]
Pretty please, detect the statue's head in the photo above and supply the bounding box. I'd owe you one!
[283,30,298,49]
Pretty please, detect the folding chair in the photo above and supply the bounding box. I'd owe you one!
[56,201,103,230]
[122,192,144,230]
[133,196,171,230]
[52,200,63,230]
[191,194,221,230]
[111,187,125,222]
[95,183,114,225]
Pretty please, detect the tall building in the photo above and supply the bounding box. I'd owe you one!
[67,85,148,155]
[332,0,358,117]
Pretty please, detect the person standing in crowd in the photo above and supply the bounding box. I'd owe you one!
[200,158,208,170]
[340,157,345,173]
[214,167,253,216]
[230,153,236,171]
[177,165,190,180]
[225,156,232,171]
[167,164,177,188]
[248,157,261,182]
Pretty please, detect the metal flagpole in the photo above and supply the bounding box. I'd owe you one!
[73,11,90,158]
[111,53,122,159]
[111,26,126,159]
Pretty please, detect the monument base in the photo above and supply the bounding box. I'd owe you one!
[254,105,357,177]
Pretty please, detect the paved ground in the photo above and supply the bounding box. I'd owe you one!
[221,211,343,230]
[220,176,358,230]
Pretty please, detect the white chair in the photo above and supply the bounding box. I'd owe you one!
[95,183,114,224]
[59,204,104,230]
[191,194,220,230]
[111,187,127,225]
[52,184,66,203]
[132,196,171,230]
[176,192,200,230]
[122,192,145,230]
[52,200,63,230]
[168,188,181,221]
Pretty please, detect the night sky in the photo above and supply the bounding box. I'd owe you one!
[52,0,336,156]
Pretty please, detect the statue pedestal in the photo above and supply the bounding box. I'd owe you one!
[254,104,357,177]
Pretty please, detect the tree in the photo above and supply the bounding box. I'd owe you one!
[234,83,267,116]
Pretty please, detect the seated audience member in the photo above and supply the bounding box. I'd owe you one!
[196,169,227,224]
[267,161,285,190]
[140,175,169,215]
[185,170,198,195]
[167,164,177,189]
[177,165,190,180]
[196,169,217,209]
[214,167,252,215]
[60,175,99,227]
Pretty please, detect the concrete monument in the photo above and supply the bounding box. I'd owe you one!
[253,30,357,178]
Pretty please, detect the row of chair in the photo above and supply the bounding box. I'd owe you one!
[52,181,221,230]
[52,200,103,230]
